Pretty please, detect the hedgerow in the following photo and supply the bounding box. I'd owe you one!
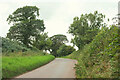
[68,25,119,78]
[1,37,30,53]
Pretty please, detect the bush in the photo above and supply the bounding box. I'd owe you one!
[68,25,119,78]
[57,44,75,57]
[1,37,30,53]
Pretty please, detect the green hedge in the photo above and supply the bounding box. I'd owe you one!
[1,37,30,53]
[68,25,119,78]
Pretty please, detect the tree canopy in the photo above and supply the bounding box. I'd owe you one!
[49,34,68,57]
[57,44,75,57]
[7,6,45,47]
[68,11,106,49]
[33,33,52,51]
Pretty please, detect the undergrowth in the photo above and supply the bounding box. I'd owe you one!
[68,25,120,78]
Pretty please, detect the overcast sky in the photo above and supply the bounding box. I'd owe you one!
[0,0,119,46]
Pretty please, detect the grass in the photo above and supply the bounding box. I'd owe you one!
[2,54,55,78]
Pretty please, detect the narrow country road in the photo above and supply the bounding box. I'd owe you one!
[16,58,77,78]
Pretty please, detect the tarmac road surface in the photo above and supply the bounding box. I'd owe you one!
[16,58,77,78]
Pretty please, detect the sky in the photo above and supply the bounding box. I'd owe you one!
[0,0,119,48]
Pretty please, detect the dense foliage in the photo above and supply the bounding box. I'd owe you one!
[68,25,119,78]
[1,37,30,53]
[33,33,52,51]
[7,6,45,47]
[49,34,68,57]
[68,11,106,49]
[57,44,75,57]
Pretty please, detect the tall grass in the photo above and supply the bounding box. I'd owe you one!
[2,55,55,78]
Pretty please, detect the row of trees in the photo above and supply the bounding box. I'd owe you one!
[6,6,108,57]
[6,6,75,57]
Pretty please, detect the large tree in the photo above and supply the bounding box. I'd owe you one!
[7,6,45,47]
[68,11,106,49]
[49,34,68,57]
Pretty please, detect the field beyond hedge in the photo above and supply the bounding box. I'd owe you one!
[2,55,55,78]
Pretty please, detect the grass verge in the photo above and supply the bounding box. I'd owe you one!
[2,55,55,78]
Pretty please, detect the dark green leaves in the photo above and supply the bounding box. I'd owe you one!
[68,11,106,49]
[49,34,68,57]
[7,6,39,23]
[57,44,75,57]
[7,6,45,47]
[33,33,52,51]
